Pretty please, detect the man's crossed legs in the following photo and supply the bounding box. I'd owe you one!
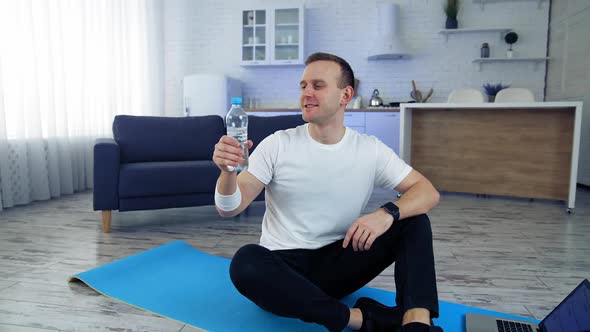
[229,214,440,332]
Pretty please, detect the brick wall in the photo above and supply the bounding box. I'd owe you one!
[163,0,550,115]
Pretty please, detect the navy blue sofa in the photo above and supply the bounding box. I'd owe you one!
[94,114,304,232]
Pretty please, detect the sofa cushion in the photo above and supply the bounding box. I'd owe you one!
[113,115,225,163]
[249,115,306,152]
[119,161,219,198]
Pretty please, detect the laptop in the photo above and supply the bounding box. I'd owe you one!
[466,279,590,332]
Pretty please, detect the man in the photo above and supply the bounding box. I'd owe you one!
[213,52,442,332]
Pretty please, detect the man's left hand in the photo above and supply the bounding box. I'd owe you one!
[342,209,394,251]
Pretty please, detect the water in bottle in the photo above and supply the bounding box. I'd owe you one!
[225,97,249,172]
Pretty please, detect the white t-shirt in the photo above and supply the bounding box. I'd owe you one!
[247,123,412,250]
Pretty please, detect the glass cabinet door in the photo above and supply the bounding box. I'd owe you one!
[273,8,300,62]
[242,10,266,63]
[241,6,303,66]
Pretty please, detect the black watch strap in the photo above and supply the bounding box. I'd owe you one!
[380,202,400,222]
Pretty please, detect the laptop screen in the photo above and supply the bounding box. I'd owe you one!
[540,279,590,332]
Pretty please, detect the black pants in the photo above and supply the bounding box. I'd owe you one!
[229,214,439,332]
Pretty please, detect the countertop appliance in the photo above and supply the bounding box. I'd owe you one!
[369,89,384,106]
[366,101,414,109]
[182,74,242,117]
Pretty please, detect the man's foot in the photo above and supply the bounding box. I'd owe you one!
[353,297,403,332]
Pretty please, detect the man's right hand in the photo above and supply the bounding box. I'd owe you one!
[213,136,253,172]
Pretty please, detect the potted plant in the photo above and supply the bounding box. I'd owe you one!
[444,0,460,29]
[483,83,510,102]
[504,31,519,58]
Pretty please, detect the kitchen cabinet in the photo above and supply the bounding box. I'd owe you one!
[365,112,400,155]
[343,113,365,133]
[241,6,304,66]
[247,110,400,153]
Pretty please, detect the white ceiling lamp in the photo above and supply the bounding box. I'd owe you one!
[368,2,410,60]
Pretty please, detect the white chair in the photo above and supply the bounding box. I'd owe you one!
[447,88,485,103]
[495,88,535,103]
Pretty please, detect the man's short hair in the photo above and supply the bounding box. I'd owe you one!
[305,52,355,90]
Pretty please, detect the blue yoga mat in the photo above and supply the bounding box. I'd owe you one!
[69,241,539,331]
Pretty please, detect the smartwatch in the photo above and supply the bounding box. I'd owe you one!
[380,202,400,222]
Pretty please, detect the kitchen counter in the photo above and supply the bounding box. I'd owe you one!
[245,108,400,113]
[400,102,583,210]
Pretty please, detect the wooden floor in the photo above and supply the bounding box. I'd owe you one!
[0,188,589,331]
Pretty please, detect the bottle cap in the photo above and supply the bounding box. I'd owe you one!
[231,97,243,105]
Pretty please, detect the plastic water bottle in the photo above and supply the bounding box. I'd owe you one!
[225,97,248,172]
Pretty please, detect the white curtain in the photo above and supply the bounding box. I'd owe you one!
[0,0,163,210]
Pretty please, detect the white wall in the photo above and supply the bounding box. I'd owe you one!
[163,0,549,115]
[546,0,590,186]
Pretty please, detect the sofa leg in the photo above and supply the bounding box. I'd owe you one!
[102,210,112,233]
